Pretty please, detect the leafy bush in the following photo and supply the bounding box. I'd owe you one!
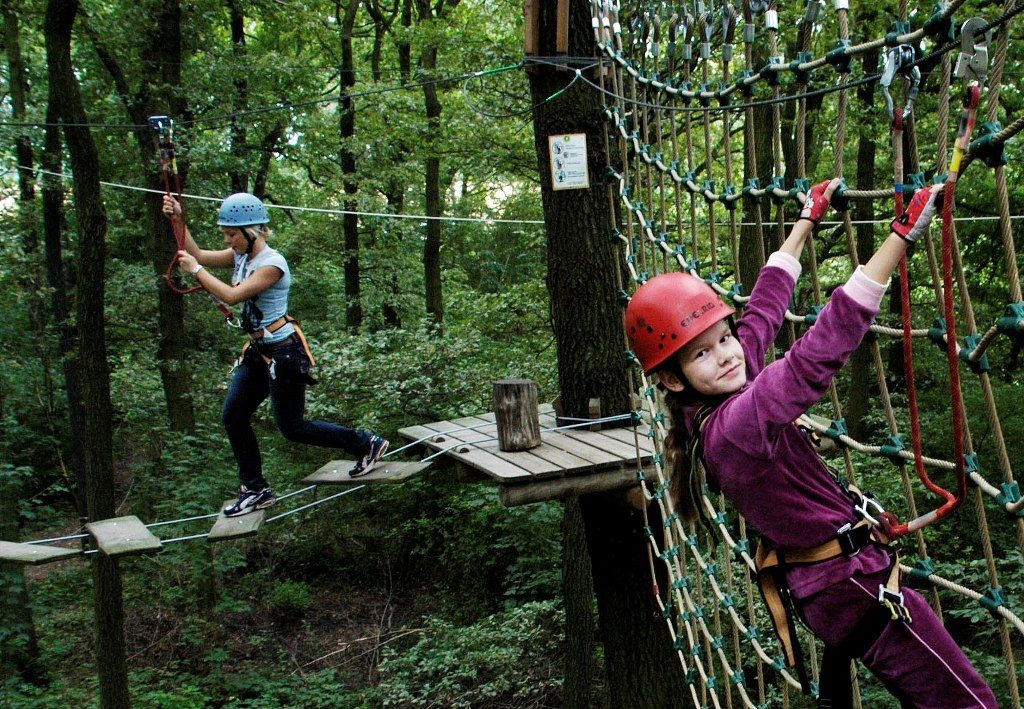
[373,600,565,708]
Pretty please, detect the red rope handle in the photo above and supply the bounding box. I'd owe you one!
[880,88,979,540]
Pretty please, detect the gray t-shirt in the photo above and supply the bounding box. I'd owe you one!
[232,246,294,343]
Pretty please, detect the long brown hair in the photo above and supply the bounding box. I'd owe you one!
[663,388,706,523]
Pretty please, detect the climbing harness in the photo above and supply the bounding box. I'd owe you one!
[150,115,236,324]
[237,314,317,381]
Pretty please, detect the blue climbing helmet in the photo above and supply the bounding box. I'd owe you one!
[217,193,270,227]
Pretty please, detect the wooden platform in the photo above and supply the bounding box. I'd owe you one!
[0,541,82,565]
[208,504,267,542]
[303,460,431,485]
[85,516,163,557]
[398,407,654,506]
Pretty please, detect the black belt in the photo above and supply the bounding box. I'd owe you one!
[254,333,300,353]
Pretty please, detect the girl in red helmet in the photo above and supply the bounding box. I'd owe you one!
[626,180,995,708]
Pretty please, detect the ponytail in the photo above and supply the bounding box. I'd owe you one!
[663,389,706,522]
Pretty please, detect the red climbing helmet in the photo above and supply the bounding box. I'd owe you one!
[626,272,734,374]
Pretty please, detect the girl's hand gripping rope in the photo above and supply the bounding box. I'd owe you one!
[890,184,943,243]
[797,178,841,226]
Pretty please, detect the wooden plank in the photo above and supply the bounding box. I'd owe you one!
[208,504,266,542]
[304,461,431,485]
[500,466,638,506]
[524,0,539,56]
[422,417,563,478]
[557,426,647,459]
[85,516,162,558]
[0,541,81,565]
[555,0,569,53]
[399,422,533,481]
[525,443,594,472]
[539,430,621,466]
[600,425,656,454]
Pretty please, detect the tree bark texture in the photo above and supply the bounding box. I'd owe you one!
[561,496,594,709]
[45,1,130,706]
[340,0,363,332]
[420,42,444,327]
[528,0,688,704]
[0,474,44,685]
[228,0,249,194]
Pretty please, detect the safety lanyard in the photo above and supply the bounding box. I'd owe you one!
[150,115,236,324]
[879,21,989,539]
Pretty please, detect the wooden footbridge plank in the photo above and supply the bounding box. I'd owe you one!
[208,505,266,542]
[398,404,656,504]
[0,541,81,565]
[85,516,162,557]
[304,460,432,485]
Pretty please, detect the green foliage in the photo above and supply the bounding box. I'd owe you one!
[373,600,565,708]
[267,579,313,622]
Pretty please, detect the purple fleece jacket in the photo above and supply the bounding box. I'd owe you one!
[688,256,891,598]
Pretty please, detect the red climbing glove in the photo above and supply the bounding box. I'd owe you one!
[797,178,840,226]
[890,185,943,243]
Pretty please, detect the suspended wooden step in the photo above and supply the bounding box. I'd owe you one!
[0,540,81,565]
[208,504,266,542]
[303,460,432,485]
[85,516,162,557]
[398,399,655,507]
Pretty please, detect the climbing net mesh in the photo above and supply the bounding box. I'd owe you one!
[594,0,1024,704]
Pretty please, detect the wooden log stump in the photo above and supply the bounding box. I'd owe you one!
[493,378,542,451]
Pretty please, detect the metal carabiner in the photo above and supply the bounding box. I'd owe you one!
[880,44,919,120]
[953,17,991,84]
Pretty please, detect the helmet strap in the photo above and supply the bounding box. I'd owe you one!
[242,227,257,256]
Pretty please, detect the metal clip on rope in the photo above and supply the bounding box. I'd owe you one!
[880,45,920,122]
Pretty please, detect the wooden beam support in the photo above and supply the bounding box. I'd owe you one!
[493,378,541,451]
[524,0,539,56]
[556,0,570,54]
[499,467,639,506]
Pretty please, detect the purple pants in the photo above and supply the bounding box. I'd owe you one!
[798,567,997,708]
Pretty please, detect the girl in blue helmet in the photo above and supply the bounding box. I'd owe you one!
[163,193,389,517]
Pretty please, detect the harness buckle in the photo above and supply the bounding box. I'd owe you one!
[854,492,886,527]
[835,523,861,556]
[878,585,912,623]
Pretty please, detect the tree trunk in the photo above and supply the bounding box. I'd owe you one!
[0,3,45,682]
[45,2,130,707]
[339,0,363,332]
[42,104,88,519]
[528,0,687,704]
[227,0,249,193]
[561,496,594,708]
[421,43,444,328]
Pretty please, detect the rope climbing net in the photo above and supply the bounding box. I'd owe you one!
[594,0,1024,704]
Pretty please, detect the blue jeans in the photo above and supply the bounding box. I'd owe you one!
[222,341,371,489]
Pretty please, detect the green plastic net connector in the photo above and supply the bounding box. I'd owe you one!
[761,57,783,87]
[727,282,745,301]
[731,669,746,686]
[793,177,811,196]
[739,69,757,97]
[924,3,954,42]
[711,635,725,650]
[681,609,692,622]
[664,511,681,527]
[732,538,751,558]
[772,655,787,671]
[723,184,738,211]
[652,453,664,466]
[790,52,813,83]
[996,303,1024,335]
[625,351,639,367]
[633,200,646,214]
[881,434,906,463]
[929,317,949,352]
[964,453,980,485]
[705,562,718,577]
[980,586,1007,619]
[825,40,852,73]
[885,20,911,46]
[831,179,850,213]
[824,418,850,448]
[652,481,670,500]
[706,675,719,692]
[643,525,653,538]
[769,176,787,204]
[656,232,669,246]
[804,304,824,325]
[673,244,688,259]
[610,227,623,242]
[684,669,698,686]
[906,171,927,195]
[997,481,1024,518]
[693,604,706,620]
[702,179,716,202]
[686,257,702,275]
[662,600,676,618]
[682,169,697,186]
[969,122,1008,168]
[673,577,691,591]
[605,166,618,179]
[643,386,657,401]
[706,271,723,285]
[652,411,665,424]
[687,533,699,548]
[744,626,760,641]
[714,511,728,526]
[721,594,736,609]
[743,177,763,203]
[691,643,704,658]
[616,290,630,306]
[635,467,646,482]
[673,637,688,652]
[958,334,991,374]
[909,557,936,581]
